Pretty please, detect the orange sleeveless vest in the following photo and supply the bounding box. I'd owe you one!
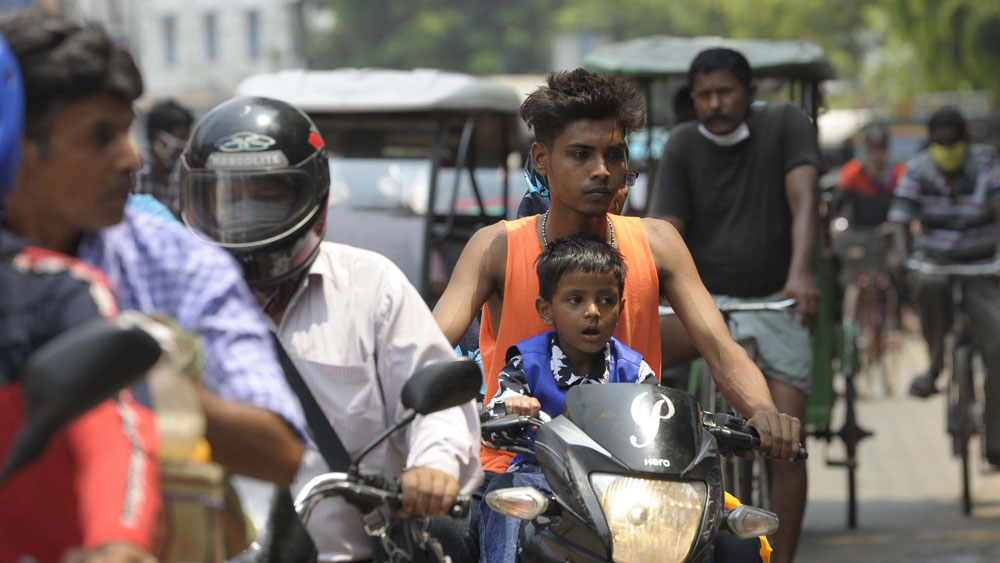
[479,214,661,472]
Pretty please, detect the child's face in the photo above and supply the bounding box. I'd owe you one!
[536,270,623,361]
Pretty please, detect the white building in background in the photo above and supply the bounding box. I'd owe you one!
[64,0,307,109]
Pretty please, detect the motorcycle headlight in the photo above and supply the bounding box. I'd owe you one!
[589,474,707,563]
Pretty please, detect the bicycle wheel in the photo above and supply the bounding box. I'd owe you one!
[851,284,878,398]
[952,344,975,516]
[866,280,893,396]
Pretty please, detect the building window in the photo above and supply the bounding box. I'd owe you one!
[162,15,176,66]
[205,13,218,61]
[247,10,260,60]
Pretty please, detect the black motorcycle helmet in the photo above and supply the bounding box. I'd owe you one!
[180,96,329,288]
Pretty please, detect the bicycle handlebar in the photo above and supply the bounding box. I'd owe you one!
[658,298,797,317]
[905,258,1000,278]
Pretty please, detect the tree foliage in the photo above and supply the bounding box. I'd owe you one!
[307,0,558,74]
[306,0,998,108]
[882,0,1000,91]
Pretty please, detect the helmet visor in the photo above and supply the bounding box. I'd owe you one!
[183,167,316,245]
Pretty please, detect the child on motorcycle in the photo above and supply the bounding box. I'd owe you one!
[479,234,772,562]
[479,234,657,562]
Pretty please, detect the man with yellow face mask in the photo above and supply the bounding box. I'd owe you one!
[888,107,1000,464]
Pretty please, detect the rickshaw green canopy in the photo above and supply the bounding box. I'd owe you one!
[584,35,836,82]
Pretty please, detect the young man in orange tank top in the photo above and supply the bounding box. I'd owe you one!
[433,69,801,475]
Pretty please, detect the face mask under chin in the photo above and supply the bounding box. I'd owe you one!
[697,121,750,147]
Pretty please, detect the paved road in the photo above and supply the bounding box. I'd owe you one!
[797,334,1000,562]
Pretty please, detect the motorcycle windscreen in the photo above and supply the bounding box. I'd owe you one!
[561,384,702,475]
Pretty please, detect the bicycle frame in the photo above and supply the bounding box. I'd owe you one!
[907,258,1000,515]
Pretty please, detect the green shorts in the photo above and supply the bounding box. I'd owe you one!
[713,291,813,396]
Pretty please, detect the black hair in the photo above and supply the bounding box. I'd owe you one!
[520,68,645,148]
[688,48,753,92]
[0,9,143,150]
[927,107,967,140]
[536,234,627,302]
[861,121,889,148]
[672,85,696,125]
[147,99,193,139]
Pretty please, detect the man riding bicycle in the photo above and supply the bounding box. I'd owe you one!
[648,48,823,563]
[889,108,1000,466]
[833,123,907,395]
[836,122,905,229]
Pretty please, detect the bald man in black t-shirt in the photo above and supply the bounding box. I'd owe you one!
[649,48,822,563]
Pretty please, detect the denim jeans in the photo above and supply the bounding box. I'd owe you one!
[478,465,551,563]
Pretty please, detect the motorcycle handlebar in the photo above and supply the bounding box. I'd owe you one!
[743,427,809,461]
[481,403,552,423]
[481,413,546,434]
[361,474,471,519]
[703,412,808,461]
[293,472,472,523]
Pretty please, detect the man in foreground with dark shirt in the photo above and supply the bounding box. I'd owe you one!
[649,47,823,563]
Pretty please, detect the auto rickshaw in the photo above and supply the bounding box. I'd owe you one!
[236,68,524,304]
[585,35,871,528]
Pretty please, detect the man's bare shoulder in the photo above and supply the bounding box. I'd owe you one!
[455,222,509,284]
[466,222,508,257]
[639,216,684,248]
[639,216,690,271]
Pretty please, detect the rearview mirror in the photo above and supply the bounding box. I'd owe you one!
[0,316,161,486]
[401,358,481,415]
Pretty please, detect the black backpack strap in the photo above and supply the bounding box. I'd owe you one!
[271,332,351,472]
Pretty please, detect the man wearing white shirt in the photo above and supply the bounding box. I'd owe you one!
[179,96,481,561]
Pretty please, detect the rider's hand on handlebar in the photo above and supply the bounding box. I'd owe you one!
[746,409,802,462]
[398,466,460,518]
[504,396,542,418]
[781,272,820,327]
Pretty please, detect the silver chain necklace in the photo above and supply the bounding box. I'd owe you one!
[541,210,617,250]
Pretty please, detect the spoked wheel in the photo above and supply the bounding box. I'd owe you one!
[855,282,893,398]
[952,345,975,516]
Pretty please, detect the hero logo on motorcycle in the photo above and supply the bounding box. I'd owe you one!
[629,391,676,449]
